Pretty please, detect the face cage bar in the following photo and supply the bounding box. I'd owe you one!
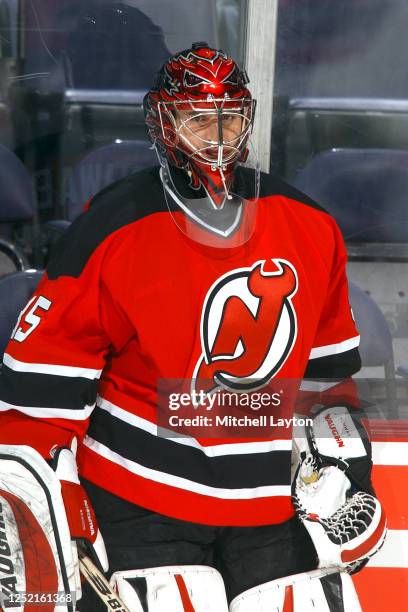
[158,97,255,169]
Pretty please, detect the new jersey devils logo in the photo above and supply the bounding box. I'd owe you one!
[193,259,298,395]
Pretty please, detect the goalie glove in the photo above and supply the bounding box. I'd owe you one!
[0,441,108,610]
[292,405,387,572]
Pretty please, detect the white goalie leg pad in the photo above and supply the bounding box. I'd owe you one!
[109,565,229,611]
[0,444,79,611]
[229,568,362,612]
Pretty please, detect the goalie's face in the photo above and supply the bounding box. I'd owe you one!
[168,99,252,169]
[174,106,244,164]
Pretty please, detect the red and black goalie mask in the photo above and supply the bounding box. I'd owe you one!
[144,42,259,246]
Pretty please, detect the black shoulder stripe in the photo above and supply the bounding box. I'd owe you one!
[0,364,98,410]
[305,347,361,379]
[47,166,165,279]
[259,172,329,215]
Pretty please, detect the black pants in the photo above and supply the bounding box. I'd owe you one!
[79,480,317,610]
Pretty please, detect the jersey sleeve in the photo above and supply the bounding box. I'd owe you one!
[0,236,133,458]
[297,221,361,415]
[304,221,361,380]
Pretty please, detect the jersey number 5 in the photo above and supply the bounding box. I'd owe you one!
[12,295,52,342]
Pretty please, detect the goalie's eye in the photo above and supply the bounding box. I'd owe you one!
[184,71,203,87]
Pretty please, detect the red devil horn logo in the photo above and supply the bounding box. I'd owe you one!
[193,259,298,395]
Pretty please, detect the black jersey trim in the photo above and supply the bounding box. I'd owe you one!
[259,172,329,215]
[304,347,361,379]
[47,166,167,280]
[88,408,291,490]
[0,364,98,410]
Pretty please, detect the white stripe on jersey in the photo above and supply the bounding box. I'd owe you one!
[83,436,292,499]
[0,398,95,420]
[308,335,360,360]
[97,395,292,457]
[3,352,103,379]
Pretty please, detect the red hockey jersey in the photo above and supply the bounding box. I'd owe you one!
[0,168,360,526]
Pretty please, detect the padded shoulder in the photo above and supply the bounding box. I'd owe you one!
[259,172,329,215]
[47,167,165,279]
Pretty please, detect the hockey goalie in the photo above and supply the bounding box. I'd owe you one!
[0,42,385,611]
